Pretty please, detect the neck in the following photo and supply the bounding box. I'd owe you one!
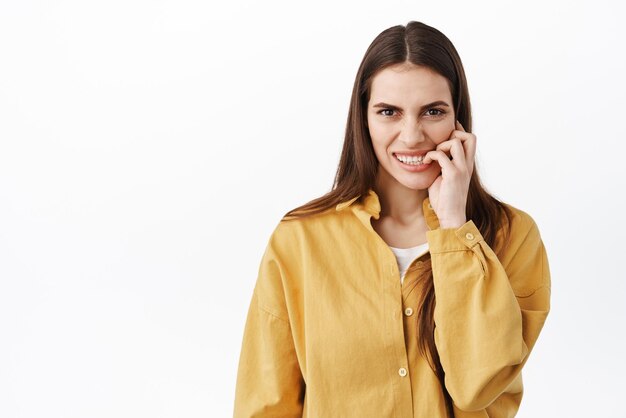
[373,169,428,225]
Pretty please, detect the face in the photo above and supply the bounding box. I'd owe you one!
[366,63,456,191]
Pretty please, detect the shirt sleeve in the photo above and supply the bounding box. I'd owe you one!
[233,234,305,417]
[426,210,551,412]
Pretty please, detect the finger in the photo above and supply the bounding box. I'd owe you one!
[449,129,477,169]
[456,120,465,132]
[435,140,454,162]
[434,140,453,160]
[457,132,476,169]
[438,133,468,159]
[464,135,476,170]
[423,150,455,172]
[437,138,467,171]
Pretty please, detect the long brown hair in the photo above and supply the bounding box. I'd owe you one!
[281,21,514,417]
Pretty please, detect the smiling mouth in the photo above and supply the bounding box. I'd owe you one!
[393,153,426,165]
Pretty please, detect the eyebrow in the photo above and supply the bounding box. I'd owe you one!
[371,100,451,111]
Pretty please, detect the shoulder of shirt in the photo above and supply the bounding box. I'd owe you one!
[254,204,347,269]
[498,200,542,241]
[266,201,349,243]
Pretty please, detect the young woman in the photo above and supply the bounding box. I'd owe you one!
[234,21,551,418]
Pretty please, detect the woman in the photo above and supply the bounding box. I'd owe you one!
[234,21,551,418]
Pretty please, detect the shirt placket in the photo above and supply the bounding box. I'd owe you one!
[382,249,415,418]
[401,259,435,416]
[348,192,438,417]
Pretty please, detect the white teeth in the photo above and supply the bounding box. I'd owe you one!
[395,154,425,165]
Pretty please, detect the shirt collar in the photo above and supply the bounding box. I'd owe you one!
[335,188,440,230]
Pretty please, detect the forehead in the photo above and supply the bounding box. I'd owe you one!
[369,64,452,104]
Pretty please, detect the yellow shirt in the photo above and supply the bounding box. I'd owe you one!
[234,188,551,417]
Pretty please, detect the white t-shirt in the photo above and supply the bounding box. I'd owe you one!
[388,242,429,284]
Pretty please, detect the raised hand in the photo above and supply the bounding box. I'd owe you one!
[422,120,476,228]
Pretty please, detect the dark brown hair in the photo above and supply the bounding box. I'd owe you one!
[281,21,514,416]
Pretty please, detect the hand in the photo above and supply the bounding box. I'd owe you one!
[422,120,476,228]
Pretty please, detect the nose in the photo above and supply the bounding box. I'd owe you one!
[399,117,426,147]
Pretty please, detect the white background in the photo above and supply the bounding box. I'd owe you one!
[1,1,625,417]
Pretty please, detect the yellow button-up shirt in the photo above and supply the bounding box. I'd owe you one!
[234,188,551,417]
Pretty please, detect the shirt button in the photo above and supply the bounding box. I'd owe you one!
[428,203,433,209]
[404,307,414,316]
[465,232,474,240]
[398,367,407,377]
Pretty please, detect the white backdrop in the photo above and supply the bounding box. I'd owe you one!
[1,1,625,417]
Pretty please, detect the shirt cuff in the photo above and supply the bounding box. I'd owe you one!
[426,220,484,253]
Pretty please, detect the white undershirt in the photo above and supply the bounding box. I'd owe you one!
[388,242,429,284]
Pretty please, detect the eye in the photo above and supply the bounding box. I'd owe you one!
[426,108,446,117]
[377,108,396,117]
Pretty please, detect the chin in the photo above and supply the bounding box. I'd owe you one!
[396,175,436,191]
[377,162,439,191]
[402,182,433,191]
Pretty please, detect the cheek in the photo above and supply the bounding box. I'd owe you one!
[367,118,384,137]
[368,123,391,148]
[430,121,456,144]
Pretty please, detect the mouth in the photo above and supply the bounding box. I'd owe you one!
[393,152,427,166]
[391,151,434,173]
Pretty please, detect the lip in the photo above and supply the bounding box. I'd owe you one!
[392,150,432,157]
[392,151,433,172]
